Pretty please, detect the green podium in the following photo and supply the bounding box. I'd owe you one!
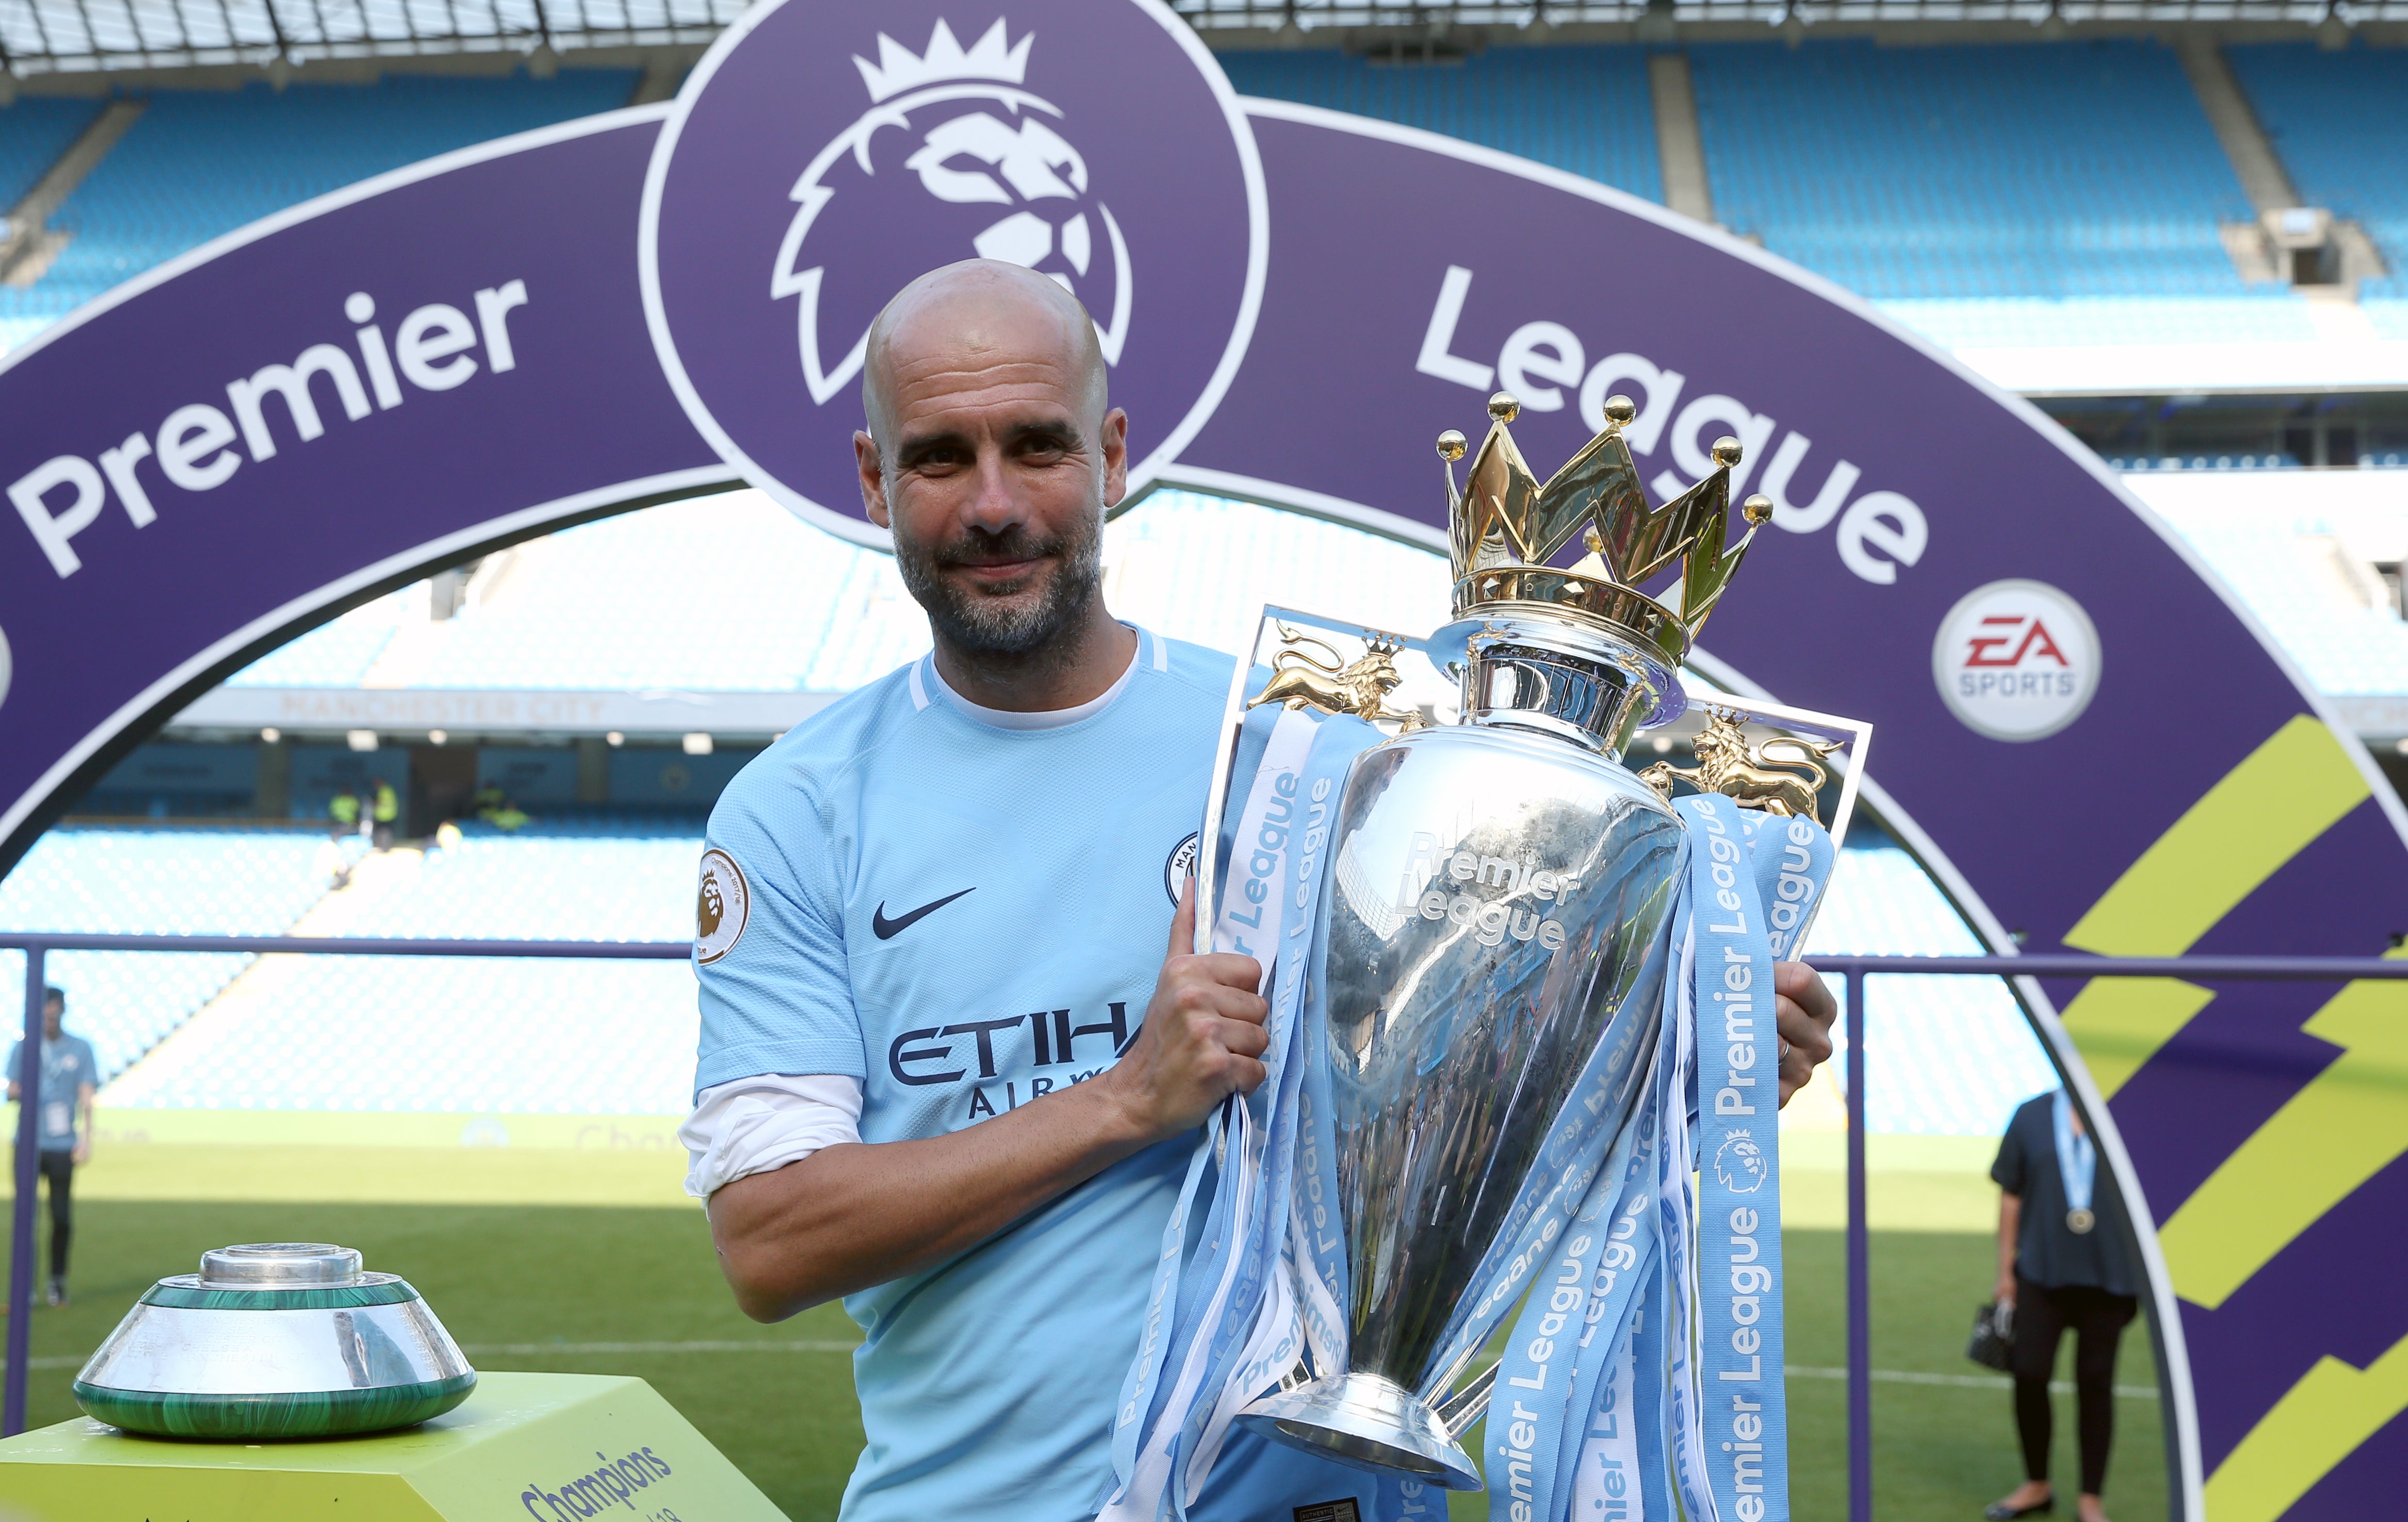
[0,1370,788,1521]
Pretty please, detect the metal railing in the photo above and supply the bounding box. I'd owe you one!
[7,933,2404,1522]
[0,930,691,1435]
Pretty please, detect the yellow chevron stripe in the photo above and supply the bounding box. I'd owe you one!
[2204,1331,2408,1522]
[2158,949,2408,1309]
[2059,717,2369,1098]
[2053,979,2215,1101]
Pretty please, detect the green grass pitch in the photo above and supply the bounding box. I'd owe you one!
[14,1199,2167,1519]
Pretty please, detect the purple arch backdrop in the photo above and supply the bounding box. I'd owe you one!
[3,4,2405,1515]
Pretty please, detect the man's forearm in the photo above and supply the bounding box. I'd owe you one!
[707,1077,1164,1321]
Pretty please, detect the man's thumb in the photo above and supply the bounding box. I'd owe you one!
[1169,872,1198,959]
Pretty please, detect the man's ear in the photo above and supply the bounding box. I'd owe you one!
[1099,408,1130,511]
[856,431,891,529]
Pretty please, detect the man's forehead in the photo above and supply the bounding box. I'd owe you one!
[891,378,1087,442]
[884,339,1092,430]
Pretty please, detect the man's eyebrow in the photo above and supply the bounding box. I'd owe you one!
[892,426,972,463]
[1005,416,1085,449]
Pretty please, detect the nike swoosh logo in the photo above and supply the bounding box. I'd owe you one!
[872,887,975,941]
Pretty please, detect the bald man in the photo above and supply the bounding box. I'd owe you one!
[680,260,1838,1521]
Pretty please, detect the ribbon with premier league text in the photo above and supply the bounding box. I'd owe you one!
[1100,698,1382,1522]
[1103,714,1835,1522]
[1478,796,1828,1522]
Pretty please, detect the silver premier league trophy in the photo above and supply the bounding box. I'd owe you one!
[1171,391,1863,1503]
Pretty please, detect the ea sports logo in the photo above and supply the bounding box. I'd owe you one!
[640,0,1265,545]
[1932,579,2102,742]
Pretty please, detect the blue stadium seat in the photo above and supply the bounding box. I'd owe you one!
[0,826,333,1080]
[227,589,408,686]
[1218,46,1664,204]
[0,71,636,345]
[1687,40,2318,347]
[69,813,2061,1128]
[242,488,1458,697]
[100,828,702,1114]
[2226,44,2408,340]
[0,98,97,209]
[1801,834,2057,1137]
[2152,501,2408,698]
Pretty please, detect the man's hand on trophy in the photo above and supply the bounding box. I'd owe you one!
[1772,962,1838,1107]
[1103,878,1273,1142]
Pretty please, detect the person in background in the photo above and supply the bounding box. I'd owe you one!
[328,785,361,840]
[5,987,96,1308]
[1985,1089,2140,1522]
[471,784,528,833]
[370,778,399,850]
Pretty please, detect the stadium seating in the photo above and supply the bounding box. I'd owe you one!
[225,589,406,687]
[2148,495,2408,698]
[0,71,634,342]
[0,827,333,1081]
[1104,490,1456,647]
[2105,453,2304,471]
[2225,44,2408,341]
[237,489,1457,695]
[1687,40,2317,348]
[1801,834,2059,1137]
[67,806,2058,1131]
[2,44,2373,357]
[101,825,702,1114]
[398,494,924,693]
[0,97,103,350]
[0,97,96,209]
[1218,45,1663,203]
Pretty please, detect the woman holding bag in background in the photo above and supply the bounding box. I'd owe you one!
[1983,1090,2141,1522]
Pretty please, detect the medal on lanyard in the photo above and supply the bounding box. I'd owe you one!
[2053,1090,2097,1234]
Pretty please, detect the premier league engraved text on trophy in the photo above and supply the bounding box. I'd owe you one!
[1158,390,1866,1508]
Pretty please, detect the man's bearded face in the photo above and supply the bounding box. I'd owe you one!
[891,502,1103,658]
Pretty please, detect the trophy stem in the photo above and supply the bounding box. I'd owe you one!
[1233,1371,1485,1491]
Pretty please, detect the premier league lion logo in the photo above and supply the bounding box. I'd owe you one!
[643,0,1258,536]
[1712,1128,1770,1195]
[773,19,1133,404]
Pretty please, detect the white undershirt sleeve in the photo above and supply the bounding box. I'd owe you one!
[679,1073,865,1202]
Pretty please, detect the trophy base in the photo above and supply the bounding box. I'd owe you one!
[1233,1372,1484,1491]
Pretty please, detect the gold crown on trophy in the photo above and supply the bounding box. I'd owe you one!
[1440,391,1773,664]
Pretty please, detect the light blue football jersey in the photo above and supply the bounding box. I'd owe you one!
[694,626,1371,1522]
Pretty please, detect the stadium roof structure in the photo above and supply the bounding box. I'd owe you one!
[1176,0,2389,31]
[0,0,737,76]
[1,0,2396,77]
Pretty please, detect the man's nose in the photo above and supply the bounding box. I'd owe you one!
[960,446,1028,535]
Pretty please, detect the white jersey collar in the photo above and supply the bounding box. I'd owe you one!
[925,629,1145,731]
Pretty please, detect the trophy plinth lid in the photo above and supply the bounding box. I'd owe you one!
[198,1242,363,1288]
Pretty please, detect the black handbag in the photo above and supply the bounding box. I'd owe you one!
[1967,1301,2015,1373]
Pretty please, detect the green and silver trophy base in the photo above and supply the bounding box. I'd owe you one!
[0,1370,789,1521]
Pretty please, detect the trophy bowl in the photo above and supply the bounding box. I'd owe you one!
[73,1242,476,1440]
[1231,624,1684,1490]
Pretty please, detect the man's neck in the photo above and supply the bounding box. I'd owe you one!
[931,606,1138,714]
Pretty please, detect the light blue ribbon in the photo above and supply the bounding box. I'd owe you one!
[1111,714,1836,1522]
[2053,1090,2095,1219]
[1485,796,1831,1522]
[1101,702,1380,1521]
